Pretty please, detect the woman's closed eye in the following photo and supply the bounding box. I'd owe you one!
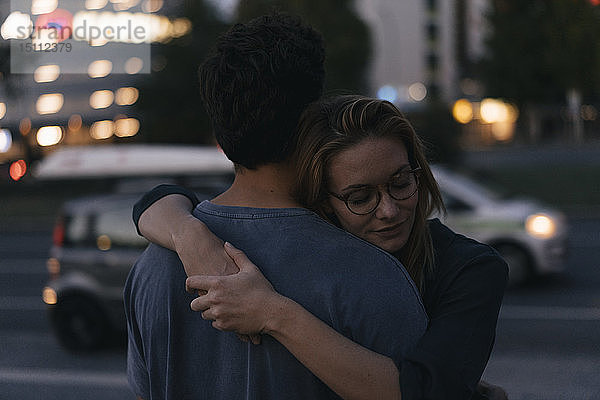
[346,189,376,205]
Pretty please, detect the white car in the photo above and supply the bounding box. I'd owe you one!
[432,165,568,286]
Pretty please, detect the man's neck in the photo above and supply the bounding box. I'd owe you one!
[211,162,301,209]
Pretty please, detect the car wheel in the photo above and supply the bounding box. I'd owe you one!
[51,295,110,352]
[493,243,532,287]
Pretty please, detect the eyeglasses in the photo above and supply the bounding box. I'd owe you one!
[328,167,421,215]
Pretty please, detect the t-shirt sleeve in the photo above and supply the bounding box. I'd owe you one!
[124,262,150,399]
[132,184,200,236]
[399,251,508,400]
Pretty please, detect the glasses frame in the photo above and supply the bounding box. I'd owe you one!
[329,167,421,215]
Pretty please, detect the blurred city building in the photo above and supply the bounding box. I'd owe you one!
[357,0,487,106]
[2,0,600,181]
[0,0,192,174]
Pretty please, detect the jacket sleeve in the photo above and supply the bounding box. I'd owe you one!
[132,184,200,236]
[400,251,508,399]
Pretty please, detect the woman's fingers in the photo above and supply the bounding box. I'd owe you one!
[186,275,220,293]
[224,242,259,273]
[191,295,210,312]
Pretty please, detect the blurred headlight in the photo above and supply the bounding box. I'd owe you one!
[525,214,557,239]
[42,287,57,305]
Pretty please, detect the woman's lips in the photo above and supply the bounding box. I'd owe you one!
[372,220,407,237]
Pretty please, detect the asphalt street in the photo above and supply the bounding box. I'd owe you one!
[0,215,599,399]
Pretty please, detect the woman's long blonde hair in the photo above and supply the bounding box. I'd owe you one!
[291,95,445,290]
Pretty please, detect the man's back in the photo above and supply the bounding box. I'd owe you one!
[125,202,427,399]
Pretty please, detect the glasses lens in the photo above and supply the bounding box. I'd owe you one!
[389,173,417,200]
[346,189,379,214]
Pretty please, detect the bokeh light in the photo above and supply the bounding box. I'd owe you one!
[9,159,27,181]
[1,12,33,40]
[88,60,113,78]
[452,99,474,124]
[31,0,58,15]
[68,114,83,131]
[377,85,398,103]
[114,117,140,137]
[0,129,12,152]
[480,98,508,124]
[90,120,114,139]
[97,234,112,251]
[90,90,114,109]
[85,0,109,10]
[408,82,427,102]
[142,0,163,13]
[42,287,58,305]
[115,87,139,106]
[20,118,32,136]
[36,93,64,115]
[124,57,144,74]
[37,126,63,146]
[34,65,61,83]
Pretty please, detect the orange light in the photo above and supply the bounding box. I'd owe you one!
[9,159,27,181]
[42,286,57,305]
[19,118,32,135]
[68,114,83,131]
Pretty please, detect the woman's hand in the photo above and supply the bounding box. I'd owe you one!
[138,193,239,277]
[172,214,239,278]
[186,242,289,340]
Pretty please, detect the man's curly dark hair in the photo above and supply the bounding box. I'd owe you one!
[199,13,325,169]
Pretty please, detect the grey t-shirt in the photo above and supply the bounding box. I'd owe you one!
[125,201,427,399]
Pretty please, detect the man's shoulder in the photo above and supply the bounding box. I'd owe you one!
[195,203,404,267]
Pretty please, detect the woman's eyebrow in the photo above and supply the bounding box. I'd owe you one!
[341,164,413,191]
[341,183,370,191]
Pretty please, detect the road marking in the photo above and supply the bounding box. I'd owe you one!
[0,296,46,310]
[500,305,600,321]
[0,367,128,388]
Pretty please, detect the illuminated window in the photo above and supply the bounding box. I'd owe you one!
[90,90,114,109]
[88,60,112,78]
[85,0,109,10]
[142,0,163,13]
[114,118,140,137]
[90,120,114,139]
[31,0,58,15]
[124,57,144,74]
[1,12,33,40]
[115,87,139,105]
[36,93,64,115]
[34,65,61,83]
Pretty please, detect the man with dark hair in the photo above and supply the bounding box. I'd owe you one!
[125,14,427,399]
[199,14,325,168]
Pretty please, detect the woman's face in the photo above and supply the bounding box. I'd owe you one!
[325,136,418,254]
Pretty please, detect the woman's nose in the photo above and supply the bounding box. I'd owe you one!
[375,191,400,219]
